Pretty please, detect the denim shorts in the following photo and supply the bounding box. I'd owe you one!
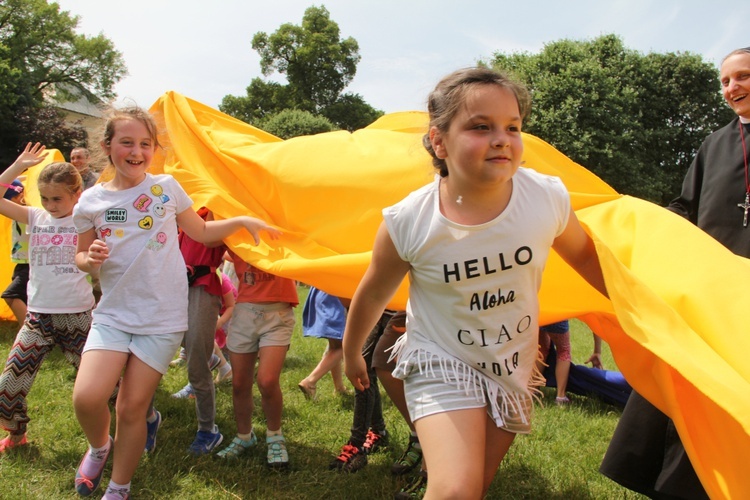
[83,323,183,374]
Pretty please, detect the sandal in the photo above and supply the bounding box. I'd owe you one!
[216,432,257,459]
[297,381,316,401]
[266,434,289,468]
[0,434,28,453]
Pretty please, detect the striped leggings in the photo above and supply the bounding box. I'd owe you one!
[0,310,91,434]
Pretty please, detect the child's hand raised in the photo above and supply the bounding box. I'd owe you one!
[12,142,47,171]
[242,216,282,245]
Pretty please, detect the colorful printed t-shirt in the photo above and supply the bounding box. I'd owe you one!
[27,207,94,313]
[73,174,193,334]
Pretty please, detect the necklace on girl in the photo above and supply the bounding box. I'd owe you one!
[737,121,750,227]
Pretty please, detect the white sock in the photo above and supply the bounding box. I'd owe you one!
[105,480,131,498]
[238,431,254,441]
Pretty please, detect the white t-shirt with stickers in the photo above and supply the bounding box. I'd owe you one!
[386,168,570,423]
[27,207,95,313]
[73,174,193,334]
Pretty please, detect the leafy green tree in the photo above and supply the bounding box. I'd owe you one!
[492,35,734,203]
[261,109,335,139]
[220,5,382,132]
[0,0,126,166]
[321,93,383,132]
[220,78,300,125]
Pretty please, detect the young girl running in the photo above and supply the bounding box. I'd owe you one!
[71,106,280,499]
[0,143,96,453]
[343,67,609,499]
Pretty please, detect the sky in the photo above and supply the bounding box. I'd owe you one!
[55,0,749,114]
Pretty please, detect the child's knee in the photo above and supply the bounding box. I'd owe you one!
[255,375,280,396]
[115,396,149,425]
[73,388,104,414]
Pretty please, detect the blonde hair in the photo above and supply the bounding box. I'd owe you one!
[94,105,162,178]
[423,67,531,177]
[37,162,83,195]
[722,47,750,64]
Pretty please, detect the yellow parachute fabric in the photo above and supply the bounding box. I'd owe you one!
[0,91,747,498]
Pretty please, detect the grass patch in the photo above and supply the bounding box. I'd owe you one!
[0,287,643,498]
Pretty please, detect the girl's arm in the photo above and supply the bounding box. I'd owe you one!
[75,229,107,278]
[552,211,608,298]
[585,333,604,369]
[343,222,411,391]
[176,208,281,245]
[216,289,236,331]
[0,142,47,224]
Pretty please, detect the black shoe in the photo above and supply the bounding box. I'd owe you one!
[329,443,368,473]
[363,428,388,454]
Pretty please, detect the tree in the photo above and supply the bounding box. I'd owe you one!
[0,0,126,166]
[261,109,335,139]
[220,5,382,133]
[491,35,734,203]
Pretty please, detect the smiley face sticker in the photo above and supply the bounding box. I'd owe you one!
[138,216,154,230]
[150,184,170,203]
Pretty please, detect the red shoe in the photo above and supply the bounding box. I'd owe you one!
[0,434,28,453]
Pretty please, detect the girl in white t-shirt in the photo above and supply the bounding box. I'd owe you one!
[0,144,95,453]
[71,106,280,500]
[342,67,610,499]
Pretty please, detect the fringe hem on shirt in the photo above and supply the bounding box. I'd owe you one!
[389,334,546,426]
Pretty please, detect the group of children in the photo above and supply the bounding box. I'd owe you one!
[0,66,612,499]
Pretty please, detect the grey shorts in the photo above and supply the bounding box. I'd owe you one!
[401,355,532,434]
[83,323,184,374]
[227,302,295,354]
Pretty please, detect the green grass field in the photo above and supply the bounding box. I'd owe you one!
[0,286,644,499]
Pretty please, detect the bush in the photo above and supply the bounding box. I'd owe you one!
[261,109,336,139]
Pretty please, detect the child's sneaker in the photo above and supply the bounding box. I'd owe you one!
[169,347,187,367]
[216,432,257,460]
[363,428,388,454]
[209,354,221,371]
[266,434,289,468]
[391,435,422,475]
[75,436,113,496]
[144,410,162,453]
[329,443,367,473]
[555,396,571,406]
[394,470,428,499]
[215,362,233,384]
[189,426,223,456]
[171,383,195,399]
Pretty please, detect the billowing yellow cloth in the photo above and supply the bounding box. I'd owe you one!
[1,92,747,498]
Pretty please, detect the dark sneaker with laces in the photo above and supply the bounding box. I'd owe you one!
[189,427,223,456]
[395,470,428,499]
[363,428,388,454]
[144,410,162,453]
[391,436,422,475]
[329,443,368,473]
